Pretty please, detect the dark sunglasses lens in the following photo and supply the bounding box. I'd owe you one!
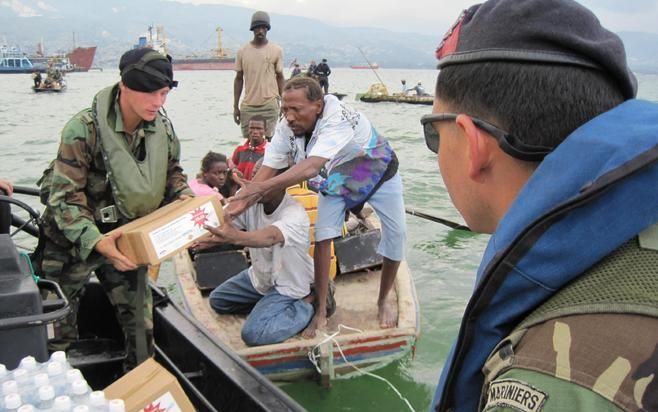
[423,122,439,153]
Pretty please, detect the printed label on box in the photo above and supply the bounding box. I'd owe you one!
[140,391,182,412]
[149,201,220,259]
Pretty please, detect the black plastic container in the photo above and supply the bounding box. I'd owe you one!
[0,234,48,369]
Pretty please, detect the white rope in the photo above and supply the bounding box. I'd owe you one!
[307,324,416,412]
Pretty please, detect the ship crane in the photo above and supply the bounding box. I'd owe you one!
[214,26,229,58]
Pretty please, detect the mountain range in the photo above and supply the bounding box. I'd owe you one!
[2,0,658,72]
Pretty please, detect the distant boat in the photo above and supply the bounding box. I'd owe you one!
[357,83,434,105]
[136,25,235,71]
[0,45,38,73]
[351,63,379,70]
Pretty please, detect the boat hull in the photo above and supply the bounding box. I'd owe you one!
[173,58,235,71]
[173,213,420,384]
[359,94,433,105]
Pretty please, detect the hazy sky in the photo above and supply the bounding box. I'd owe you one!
[172,0,658,36]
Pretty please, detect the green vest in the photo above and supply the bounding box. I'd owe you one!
[92,84,169,219]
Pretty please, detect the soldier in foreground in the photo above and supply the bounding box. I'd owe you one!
[426,1,658,411]
[35,48,193,370]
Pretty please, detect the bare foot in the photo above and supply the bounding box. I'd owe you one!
[302,314,327,338]
[378,300,398,328]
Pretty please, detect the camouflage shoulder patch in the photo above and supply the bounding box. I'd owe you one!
[639,223,658,251]
[484,379,548,412]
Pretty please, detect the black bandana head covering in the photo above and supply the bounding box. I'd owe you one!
[119,48,178,92]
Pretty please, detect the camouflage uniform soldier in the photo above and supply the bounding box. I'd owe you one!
[424,1,658,411]
[36,48,192,371]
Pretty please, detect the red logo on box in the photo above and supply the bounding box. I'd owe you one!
[190,207,209,228]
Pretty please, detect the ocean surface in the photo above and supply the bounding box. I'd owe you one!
[1,68,657,412]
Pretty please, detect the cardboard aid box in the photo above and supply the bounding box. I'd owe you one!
[110,195,223,265]
[105,358,195,412]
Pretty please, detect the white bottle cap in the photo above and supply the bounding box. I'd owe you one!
[0,364,7,379]
[19,356,38,371]
[73,406,90,412]
[4,393,22,409]
[65,368,83,383]
[71,379,88,395]
[108,398,126,412]
[33,373,49,387]
[47,361,64,377]
[89,390,106,406]
[12,369,28,383]
[2,380,18,395]
[38,384,55,401]
[49,351,67,365]
[53,395,72,411]
[17,405,36,412]
[65,369,83,384]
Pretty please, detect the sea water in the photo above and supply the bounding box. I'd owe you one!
[1,69,656,411]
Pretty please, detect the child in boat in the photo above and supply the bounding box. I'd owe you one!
[188,151,231,205]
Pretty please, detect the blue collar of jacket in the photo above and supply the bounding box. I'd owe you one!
[433,99,658,412]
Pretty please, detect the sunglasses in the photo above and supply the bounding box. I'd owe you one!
[420,113,552,162]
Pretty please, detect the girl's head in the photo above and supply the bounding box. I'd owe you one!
[199,151,228,189]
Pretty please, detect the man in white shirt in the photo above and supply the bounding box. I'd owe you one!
[226,76,406,338]
[197,168,315,346]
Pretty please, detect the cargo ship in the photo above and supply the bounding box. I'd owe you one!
[173,27,235,71]
[351,62,379,69]
[67,46,96,72]
[136,25,235,71]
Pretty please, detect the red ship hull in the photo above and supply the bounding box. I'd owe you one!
[67,46,96,72]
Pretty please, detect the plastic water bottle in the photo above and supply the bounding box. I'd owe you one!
[4,393,22,411]
[17,405,36,412]
[2,379,18,396]
[65,369,84,388]
[88,391,108,412]
[36,385,56,410]
[18,356,41,377]
[12,368,35,405]
[53,395,73,411]
[70,380,90,406]
[107,399,125,412]
[0,364,8,384]
[48,352,69,370]
[46,362,67,396]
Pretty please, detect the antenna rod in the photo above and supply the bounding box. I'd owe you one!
[357,47,385,85]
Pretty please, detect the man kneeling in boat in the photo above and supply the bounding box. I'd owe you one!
[195,164,318,346]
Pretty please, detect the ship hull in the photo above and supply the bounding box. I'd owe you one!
[67,47,96,72]
[173,57,235,71]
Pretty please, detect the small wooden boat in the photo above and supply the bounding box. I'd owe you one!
[33,81,66,93]
[357,83,433,105]
[173,210,420,385]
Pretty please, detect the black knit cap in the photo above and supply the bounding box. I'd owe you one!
[436,0,637,99]
[119,48,178,92]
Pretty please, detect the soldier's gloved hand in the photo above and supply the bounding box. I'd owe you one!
[95,231,138,272]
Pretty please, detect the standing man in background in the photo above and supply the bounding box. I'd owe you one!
[313,58,331,94]
[233,11,285,140]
